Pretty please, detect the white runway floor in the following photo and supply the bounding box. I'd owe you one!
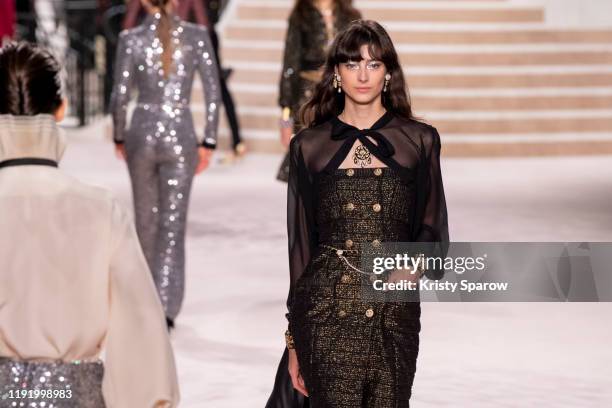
[62,123,612,407]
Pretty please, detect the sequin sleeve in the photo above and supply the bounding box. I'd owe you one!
[278,14,302,109]
[286,134,315,331]
[194,26,221,149]
[109,31,134,145]
[416,127,449,280]
[102,200,180,407]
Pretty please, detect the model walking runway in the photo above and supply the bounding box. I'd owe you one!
[110,0,221,326]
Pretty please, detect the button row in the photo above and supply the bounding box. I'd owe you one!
[342,239,382,249]
[343,203,382,212]
[337,308,375,318]
[345,168,384,177]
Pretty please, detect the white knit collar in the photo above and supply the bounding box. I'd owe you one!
[0,115,66,163]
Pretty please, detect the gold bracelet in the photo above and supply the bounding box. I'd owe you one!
[285,329,295,350]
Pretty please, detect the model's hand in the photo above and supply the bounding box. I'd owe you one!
[280,126,293,148]
[115,144,126,160]
[288,348,309,397]
[388,265,422,284]
[196,147,213,174]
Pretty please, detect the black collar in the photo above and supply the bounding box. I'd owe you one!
[0,158,58,169]
[331,110,394,139]
[330,111,395,158]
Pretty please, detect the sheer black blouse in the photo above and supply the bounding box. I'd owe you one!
[286,112,449,324]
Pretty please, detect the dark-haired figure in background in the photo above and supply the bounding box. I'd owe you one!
[273,20,448,407]
[276,0,360,182]
[0,41,178,407]
[110,0,220,330]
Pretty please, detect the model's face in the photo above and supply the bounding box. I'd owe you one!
[336,45,387,105]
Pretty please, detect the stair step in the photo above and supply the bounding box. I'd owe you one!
[225,25,612,45]
[236,4,543,23]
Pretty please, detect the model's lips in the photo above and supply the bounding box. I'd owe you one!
[354,87,372,93]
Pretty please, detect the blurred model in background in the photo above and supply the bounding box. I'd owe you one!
[110,0,220,330]
[205,0,246,159]
[0,41,178,408]
[276,0,360,181]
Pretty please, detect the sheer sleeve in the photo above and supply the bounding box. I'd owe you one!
[103,200,179,407]
[286,135,314,331]
[278,14,301,109]
[195,25,221,149]
[417,127,449,280]
[109,31,134,145]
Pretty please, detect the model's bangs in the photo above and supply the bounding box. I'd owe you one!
[334,30,384,63]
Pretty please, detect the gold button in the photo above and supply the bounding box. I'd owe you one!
[373,168,382,176]
[372,203,381,213]
[345,203,355,211]
[372,239,381,248]
[341,274,351,283]
[345,239,354,248]
[338,310,347,318]
[346,168,354,176]
[365,308,374,318]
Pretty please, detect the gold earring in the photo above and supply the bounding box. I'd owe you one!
[383,74,391,92]
[334,74,342,93]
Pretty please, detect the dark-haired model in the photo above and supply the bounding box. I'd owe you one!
[281,20,448,407]
[0,41,178,407]
[110,0,220,330]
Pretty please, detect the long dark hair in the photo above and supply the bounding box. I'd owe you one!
[300,20,414,127]
[291,0,360,25]
[148,0,174,78]
[0,42,63,115]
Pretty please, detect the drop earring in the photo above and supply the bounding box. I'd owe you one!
[383,73,391,92]
[333,73,342,93]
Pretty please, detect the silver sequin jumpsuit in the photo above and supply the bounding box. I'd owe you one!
[110,12,220,320]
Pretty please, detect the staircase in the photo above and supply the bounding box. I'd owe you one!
[193,0,612,156]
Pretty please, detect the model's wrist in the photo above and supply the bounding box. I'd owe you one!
[202,137,217,149]
[285,329,295,350]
